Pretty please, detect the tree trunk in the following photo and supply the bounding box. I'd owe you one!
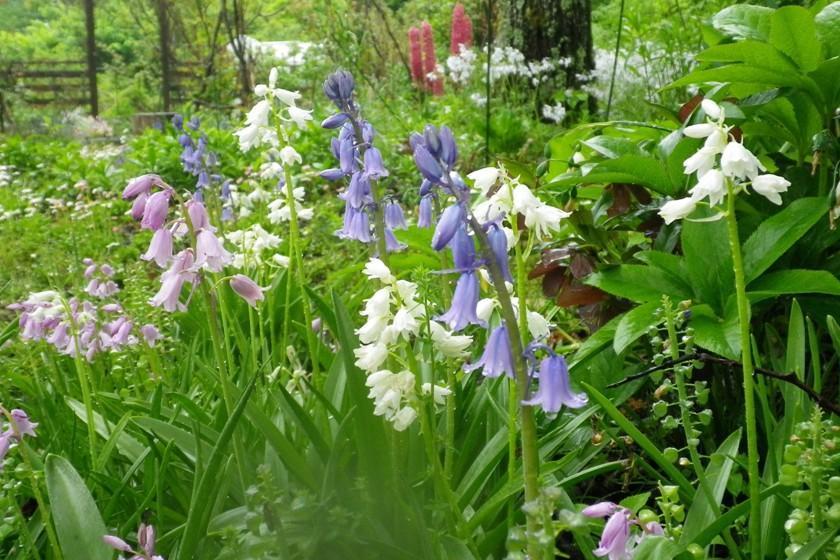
[505,0,594,89]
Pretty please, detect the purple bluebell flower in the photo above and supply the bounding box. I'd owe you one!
[423,125,442,157]
[345,172,371,208]
[432,204,464,251]
[141,324,162,347]
[419,179,433,196]
[9,409,38,438]
[384,200,407,230]
[593,509,632,560]
[195,230,232,272]
[186,199,212,232]
[418,195,434,228]
[320,168,346,181]
[187,116,200,130]
[414,144,444,184]
[323,69,356,109]
[438,125,458,168]
[322,113,350,129]
[385,228,406,253]
[450,225,475,270]
[339,137,356,175]
[172,113,184,131]
[123,174,158,200]
[438,271,481,331]
[141,190,171,231]
[142,228,174,267]
[338,206,372,242]
[363,147,389,179]
[583,502,619,518]
[487,223,512,282]
[523,355,588,414]
[464,323,514,377]
[230,274,265,307]
[150,249,195,312]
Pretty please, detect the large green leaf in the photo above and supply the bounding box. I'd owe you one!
[680,430,742,546]
[45,455,110,560]
[748,269,840,302]
[712,4,773,41]
[547,155,677,195]
[669,64,805,90]
[815,3,840,58]
[769,6,822,72]
[742,197,829,283]
[682,217,733,314]
[696,40,799,74]
[613,302,659,355]
[587,265,691,304]
[690,304,740,360]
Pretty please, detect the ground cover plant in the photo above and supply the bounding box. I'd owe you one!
[1,1,839,559]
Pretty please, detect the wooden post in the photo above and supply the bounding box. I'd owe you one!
[83,0,98,116]
[157,0,172,111]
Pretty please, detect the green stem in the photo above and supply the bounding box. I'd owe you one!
[663,299,742,560]
[725,183,762,559]
[282,165,320,384]
[810,408,823,533]
[63,301,97,468]
[468,213,542,560]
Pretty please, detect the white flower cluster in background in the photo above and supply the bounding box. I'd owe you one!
[489,47,570,86]
[542,102,567,123]
[659,99,791,224]
[224,223,289,269]
[446,45,478,85]
[354,258,454,431]
[0,165,16,188]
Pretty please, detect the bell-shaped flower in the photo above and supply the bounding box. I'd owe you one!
[721,141,764,180]
[683,147,719,177]
[363,258,395,283]
[384,200,407,230]
[467,166,500,196]
[414,144,444,184]
[429,321,472,357]
[582,501,619,518]
[150,249,195,312]
[431,204,464,251]
[130,191,149,221]
[230,274,265,307]
[392,406,418,431]
[487,223,512,282]
[683,123,717,139]
[141,324,162,347]
[9,409,38,438]
[451,225,476,270]
[363,147,389,179]
[354,341,389,372]
[195,230,232,272]
[593,509,632,560]
[140,228,174,269]
[689,168,726,207]
[464,323,514,378]
[141,190,171,231]
[701,98,723,120]
[280,145,302,166]
[418,195,434,228]
[384,228,406,253]
[322,112,350,129]
[751,174,790,205]
[522,355,588,414]
[345,172,371,209]
[659,196,697,225]
[123,174,158,200]
[438,125,458,168]
[287,106,312,128]
[438,271,481,331]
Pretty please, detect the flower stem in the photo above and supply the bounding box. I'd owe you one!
[725,183,762,559]
[282,166,321,384]
[663,298,742,560]
[467,213,542,560]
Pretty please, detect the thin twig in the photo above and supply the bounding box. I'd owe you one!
[608,352,840,416]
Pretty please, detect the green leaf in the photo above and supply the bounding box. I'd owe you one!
[582,383,695,498]
[581,136,643,159]
[587,265,691,304]
[712,4,773,41]
[633,536,684,559]
[65,397,144,462]
[177,377,257,558]
[748,269,840,302]
[690,304,740,360]
[45,455,110,560]
[769,6,822,72]
[680,429,742,546]
[742,197,829,283]
[788,528,840,559]
[691,484,786,548]
[668,64,805,90]
[614,302,659,355]
[682,217,733,314]
[696,40,799,73]
[815,2,840,58]
[547,155,676,195]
